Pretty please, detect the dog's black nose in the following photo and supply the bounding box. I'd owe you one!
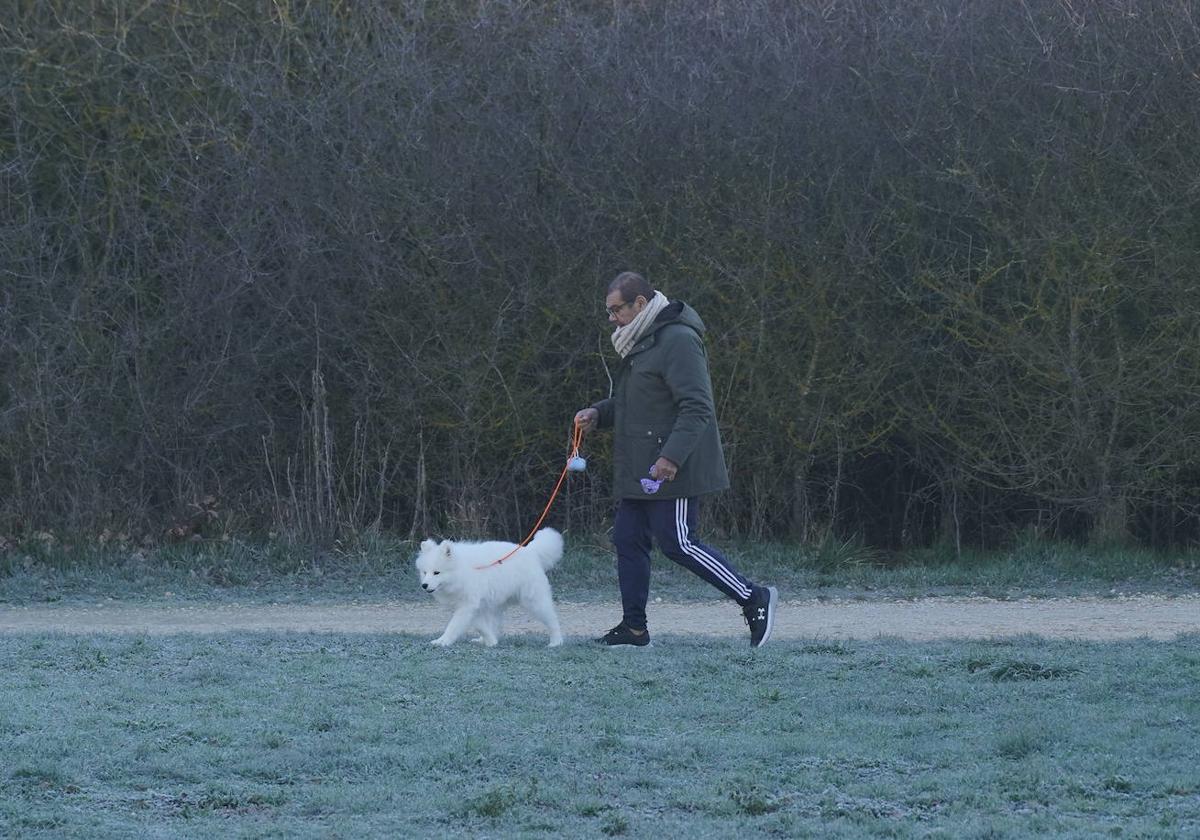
[421,583,429,590]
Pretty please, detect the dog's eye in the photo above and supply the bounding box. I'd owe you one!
[432,571,440,575]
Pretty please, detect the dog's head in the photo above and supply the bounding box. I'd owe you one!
[415,538,455,594]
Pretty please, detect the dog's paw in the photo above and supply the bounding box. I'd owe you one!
[430,636,453,647]
[547,637,564,648]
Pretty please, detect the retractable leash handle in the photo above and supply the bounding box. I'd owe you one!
[475,420,587,569]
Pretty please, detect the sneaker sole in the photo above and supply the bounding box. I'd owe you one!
[597,638,652,648]
[754,586,778,648]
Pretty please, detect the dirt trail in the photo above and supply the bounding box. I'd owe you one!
[1,594,1197,640]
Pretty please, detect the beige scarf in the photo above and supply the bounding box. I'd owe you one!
[611,290,671,358]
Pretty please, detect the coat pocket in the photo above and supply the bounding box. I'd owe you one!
[619,422,669,474]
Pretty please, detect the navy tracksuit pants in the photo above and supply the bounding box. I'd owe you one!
[612,496,756,631]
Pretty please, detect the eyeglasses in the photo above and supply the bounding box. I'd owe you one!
[605,300,634,317]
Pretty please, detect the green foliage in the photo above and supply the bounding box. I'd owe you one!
[2,537,1196,606]
[2,0,1199,549]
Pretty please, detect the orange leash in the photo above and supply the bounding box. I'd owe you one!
[475,421,585,569]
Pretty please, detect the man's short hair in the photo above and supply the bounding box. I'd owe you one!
[608,271,654,303]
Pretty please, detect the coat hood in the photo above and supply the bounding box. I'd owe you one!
[648,300,706,337]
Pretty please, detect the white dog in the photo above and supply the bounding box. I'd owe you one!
[415,527,564,647]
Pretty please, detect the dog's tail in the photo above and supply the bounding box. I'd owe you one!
[526,527,564,571]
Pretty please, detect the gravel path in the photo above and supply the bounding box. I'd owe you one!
[1,594,1197,640]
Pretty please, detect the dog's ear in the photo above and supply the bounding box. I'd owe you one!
[439,541,453,559]
[420,538,436,552]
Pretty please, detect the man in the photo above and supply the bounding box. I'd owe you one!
[575,272,779,647]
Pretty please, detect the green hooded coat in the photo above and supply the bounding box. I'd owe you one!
[591,301,730,500]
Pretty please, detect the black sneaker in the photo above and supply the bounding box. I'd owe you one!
[743,586,778,648]
[596,623,651,647]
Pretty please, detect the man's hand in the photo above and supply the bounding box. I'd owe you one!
[650,457,679,482]
[574,408,599,432]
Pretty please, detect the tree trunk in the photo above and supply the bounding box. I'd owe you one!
[1091,487,1129,547]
